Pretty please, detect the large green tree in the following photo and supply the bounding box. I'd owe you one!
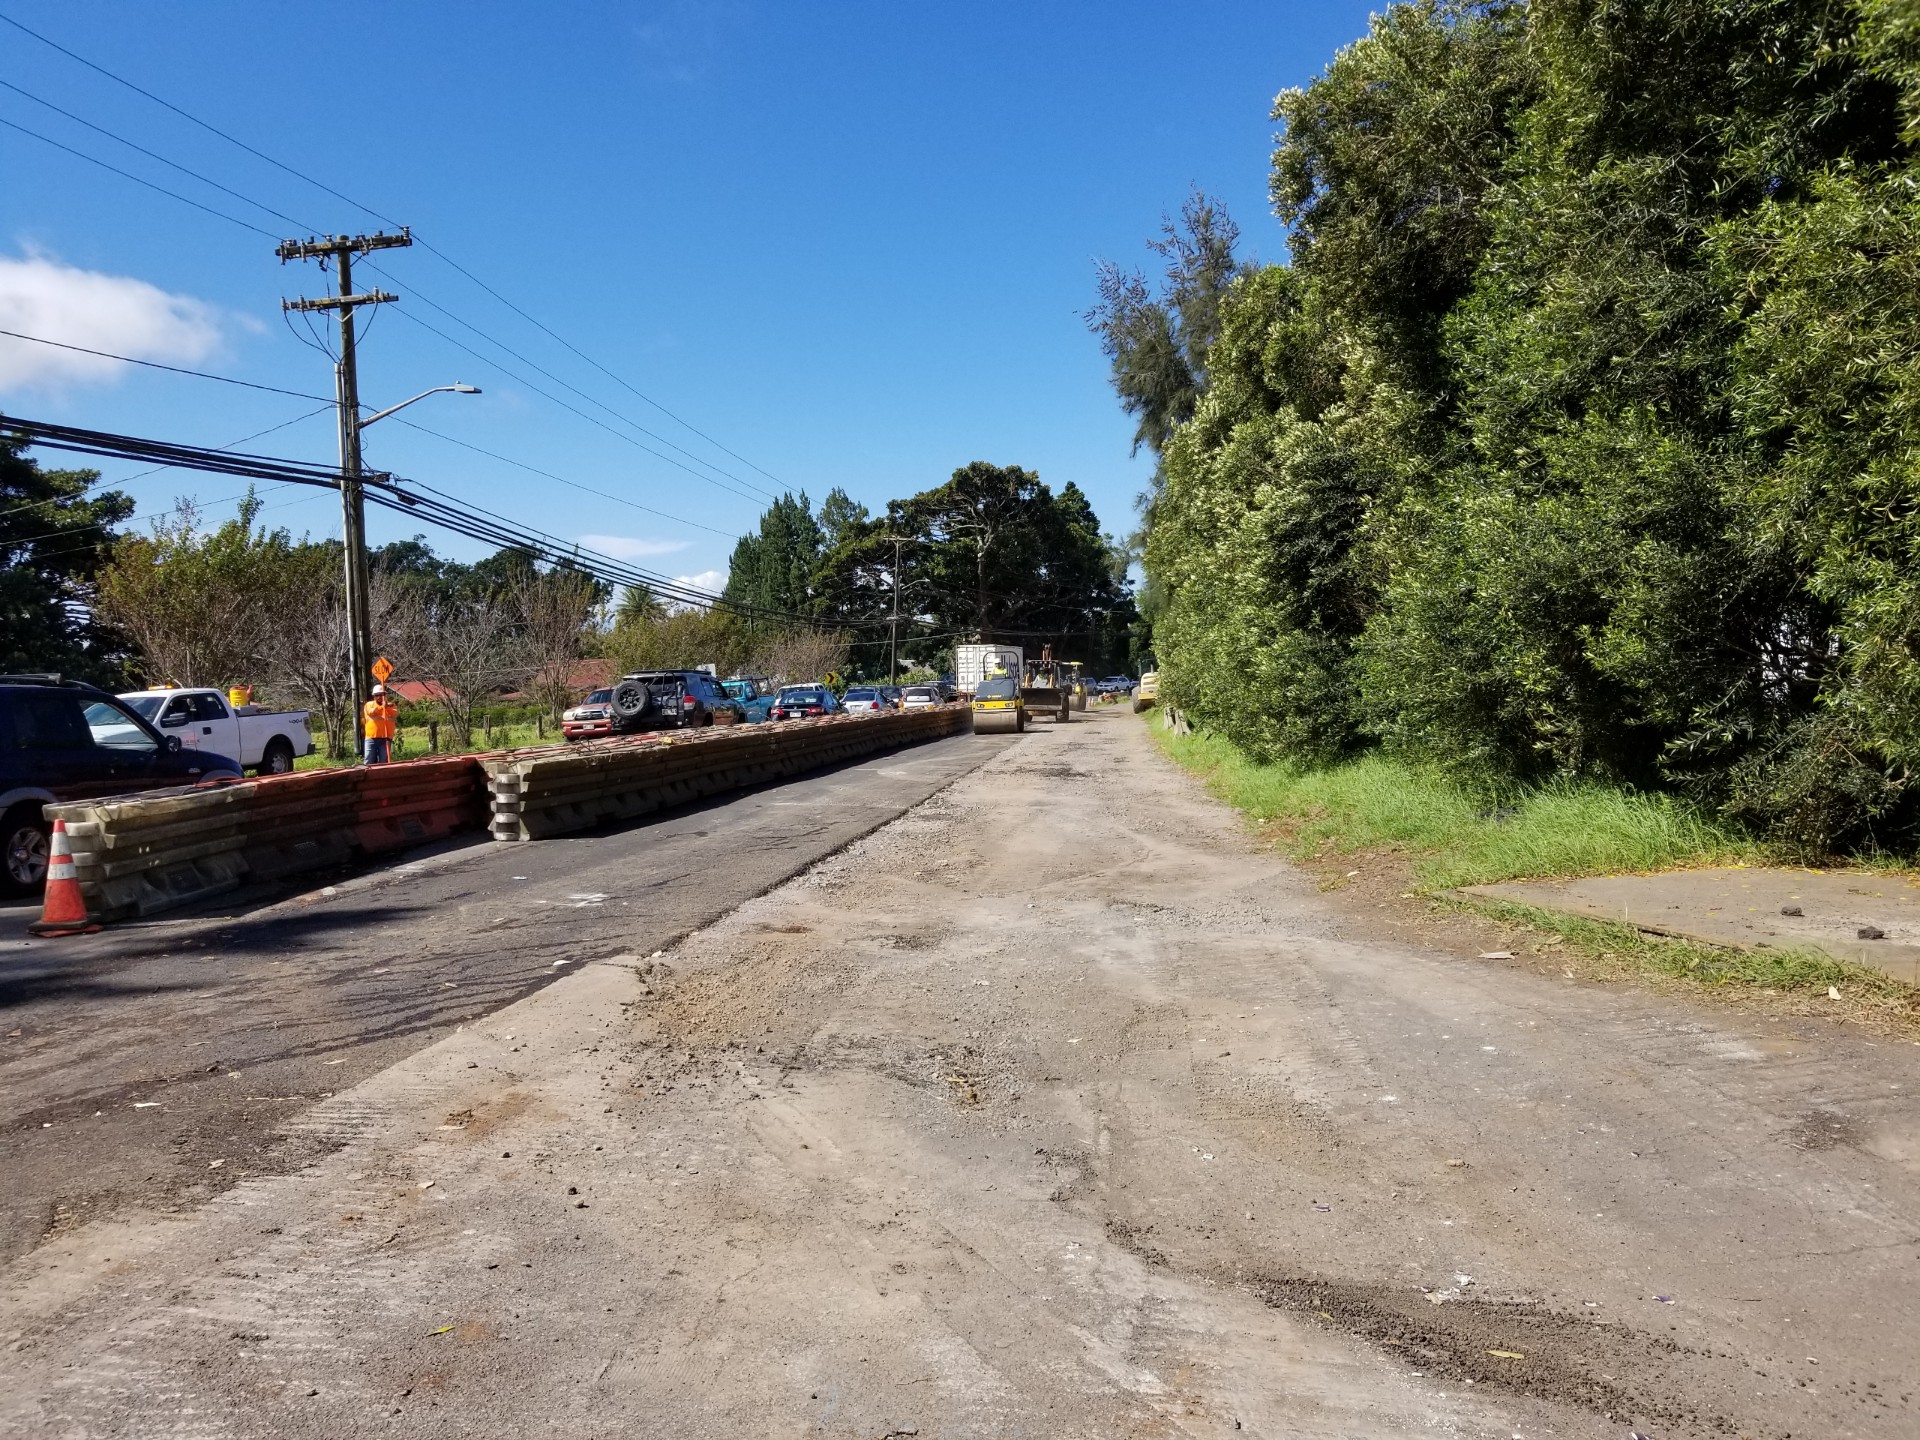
[0,438,132,682]
[1116,0,1920,850]
[723,492,824,624]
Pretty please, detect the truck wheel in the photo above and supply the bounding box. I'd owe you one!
[1,804,49,898]
[258,738,296,775]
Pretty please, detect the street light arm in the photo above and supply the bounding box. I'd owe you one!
[359,382,480,428]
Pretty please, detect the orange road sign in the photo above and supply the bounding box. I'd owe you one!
[371,656,395,683]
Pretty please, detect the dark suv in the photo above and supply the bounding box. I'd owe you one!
[600,671,743,735]
[1,675,246,895]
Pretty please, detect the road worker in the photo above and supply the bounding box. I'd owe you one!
[362,683,399,765]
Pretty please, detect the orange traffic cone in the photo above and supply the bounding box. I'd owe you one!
[29,819,100,937]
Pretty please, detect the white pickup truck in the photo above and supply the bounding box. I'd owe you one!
[117,688,316,775]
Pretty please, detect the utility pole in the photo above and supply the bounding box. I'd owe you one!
[277,228,411,726]
[889,533,903,683]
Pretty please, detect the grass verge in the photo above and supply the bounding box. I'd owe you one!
[296,722,562,769]
[1150,726,1755,889]
[1148,718,1920,1022]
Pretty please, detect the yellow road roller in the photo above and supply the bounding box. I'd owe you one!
[971,673,1026,734]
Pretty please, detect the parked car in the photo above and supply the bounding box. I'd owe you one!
[841,686,886,715]
[561,686,616,741]
[587,671,741,737]
[722,676,777,723]
[900,685,941,710]
[119,687,314,775]
[1,675,245,896]
[1098,675,1134,696]
[769,686,840,721]
[879,686,904,710]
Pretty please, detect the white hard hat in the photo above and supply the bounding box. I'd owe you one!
[371,683,387,695]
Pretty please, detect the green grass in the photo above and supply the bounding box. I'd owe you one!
[1458,895,1914,997]
[1151,726,1755,889]
[1149,720,1920,1017]
[296,721,563,769]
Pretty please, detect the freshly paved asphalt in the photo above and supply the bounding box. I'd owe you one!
[0,732,1003,1265]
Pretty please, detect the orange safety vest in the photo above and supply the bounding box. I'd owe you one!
[363,697,398,740]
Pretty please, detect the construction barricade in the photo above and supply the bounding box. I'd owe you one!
[485,705,969,840]
[40,706,969,921]
[44,754,491,922]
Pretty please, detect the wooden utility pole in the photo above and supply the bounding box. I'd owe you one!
[277,228,411,722]
[888,533,903,684]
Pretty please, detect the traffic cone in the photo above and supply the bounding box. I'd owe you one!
[28,819,100,937]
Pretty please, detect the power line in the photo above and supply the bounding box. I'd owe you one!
[0,415,826,626]
[0,328,333,400]
[0,405,332,524]
[0,7,790,492]
[361,259,779,503]
[0,9,398,229]
[383,306,772,508]
[0,75,316,233]
[0,112,281,238]
[388,415,736,538]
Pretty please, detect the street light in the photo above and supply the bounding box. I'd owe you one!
[360,382,481,429]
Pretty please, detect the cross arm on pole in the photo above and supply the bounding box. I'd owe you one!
[283,291,398,313]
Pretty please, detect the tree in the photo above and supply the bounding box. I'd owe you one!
[263,544,413,759]
[1084,192,1245,472]
[521,566,604,722]
[0,438,133,682]
[392,578,528,749]
[809,461,1132,672]
[1109,0,1920,851]
[613,582,666,630]
[95,493,293,689]
[723,493,823,625]
[603,606,748,678]
[749,627,850,687]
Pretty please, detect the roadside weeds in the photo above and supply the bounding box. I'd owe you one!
[1149,720,1920,1035]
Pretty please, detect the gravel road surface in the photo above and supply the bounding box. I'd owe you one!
[2,709,1916,1438]
[0,732,999,1270]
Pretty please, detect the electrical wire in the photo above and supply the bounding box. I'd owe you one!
[0,405,333,524]
[361,257,779,501]
[6,415,1101,651]
[0,112,281,238]
[0,329,332,400]
[1,415,831,626]
[0,75,316,233]
[0,7,790,493]
[381,306,771,507]
[388,415,736,538]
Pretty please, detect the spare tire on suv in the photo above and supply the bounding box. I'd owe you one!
[610,678,652,722]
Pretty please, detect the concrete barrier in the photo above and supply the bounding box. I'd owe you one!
[40,707,971,921]
[46,754,492,921]
[485,706,970,841]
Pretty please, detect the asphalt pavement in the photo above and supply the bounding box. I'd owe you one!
[0,731,1003,1267]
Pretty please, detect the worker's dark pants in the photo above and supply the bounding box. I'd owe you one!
[363,736,392,765]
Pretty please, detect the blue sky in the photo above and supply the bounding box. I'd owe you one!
[1,1,1377,594]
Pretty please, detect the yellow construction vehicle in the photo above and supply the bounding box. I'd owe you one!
[1018,645,1072,724]
[971,672,1026,733]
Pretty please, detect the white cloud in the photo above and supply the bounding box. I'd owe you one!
[579,533,691,560]
[0,249,223,392]
[672,569,725,597]
[661,569,726,610]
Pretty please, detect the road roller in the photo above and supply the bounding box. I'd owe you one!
[971,673,1026,734]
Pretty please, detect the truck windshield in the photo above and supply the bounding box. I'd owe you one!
[124,696,165,721]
